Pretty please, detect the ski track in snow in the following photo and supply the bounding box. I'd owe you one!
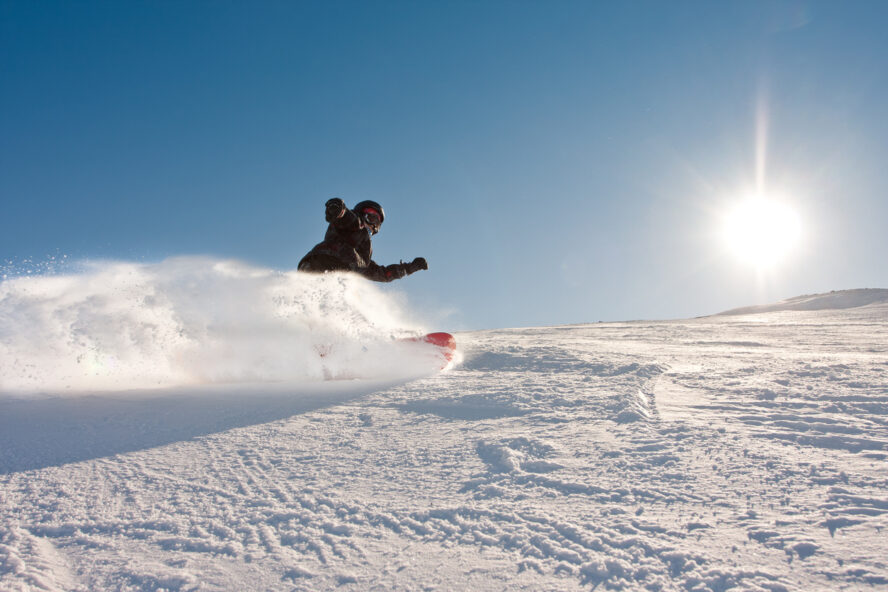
[2,305,888,591]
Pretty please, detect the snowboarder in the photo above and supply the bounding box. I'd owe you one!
[298,198,428,282]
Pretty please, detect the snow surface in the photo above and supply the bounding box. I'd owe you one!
[2,264,887,591]
[715,288,888,316]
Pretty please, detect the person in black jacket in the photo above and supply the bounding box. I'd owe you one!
[298,198,428,282]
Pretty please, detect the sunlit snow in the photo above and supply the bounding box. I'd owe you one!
[1,266,886,591]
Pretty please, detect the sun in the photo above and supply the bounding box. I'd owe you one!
[723,196,801,270]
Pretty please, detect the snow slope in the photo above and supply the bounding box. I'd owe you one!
[2,275,887,590]
[715,288,888,316]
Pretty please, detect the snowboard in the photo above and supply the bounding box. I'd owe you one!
[405,332,457,365]
[314,332,457,371]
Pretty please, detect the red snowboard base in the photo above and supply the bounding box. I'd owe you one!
[404,332,457,365]
[315,332,457,376]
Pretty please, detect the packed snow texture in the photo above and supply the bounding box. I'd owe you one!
[0,257,441,392]
[2,285,887,591]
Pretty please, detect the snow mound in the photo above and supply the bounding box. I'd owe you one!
[0,257,439,393]
[716,288,888,316]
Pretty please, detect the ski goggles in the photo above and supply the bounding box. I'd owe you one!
[362,209,382,227]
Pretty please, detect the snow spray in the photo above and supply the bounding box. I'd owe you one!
[0,257,435,392]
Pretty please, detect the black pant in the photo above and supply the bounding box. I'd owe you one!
[297,253,349,273]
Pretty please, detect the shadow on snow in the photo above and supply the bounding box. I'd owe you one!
[0,379,406,474]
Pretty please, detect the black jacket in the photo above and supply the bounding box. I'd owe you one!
[298,207,409,282]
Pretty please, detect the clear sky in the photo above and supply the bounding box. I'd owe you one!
[2,0,887,329]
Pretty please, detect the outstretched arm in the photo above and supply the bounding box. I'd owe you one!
[359,257,428,283]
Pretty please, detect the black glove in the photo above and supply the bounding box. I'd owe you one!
[404,257,428,275]
[325,198,346,222]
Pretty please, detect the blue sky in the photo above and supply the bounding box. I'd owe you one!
[2,0,887,329]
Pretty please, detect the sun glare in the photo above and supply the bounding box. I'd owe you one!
[723,196,801,270]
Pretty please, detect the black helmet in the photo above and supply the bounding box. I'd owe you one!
[354,200,385,234]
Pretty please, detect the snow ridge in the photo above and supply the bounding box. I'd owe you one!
[716,288,888,316]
